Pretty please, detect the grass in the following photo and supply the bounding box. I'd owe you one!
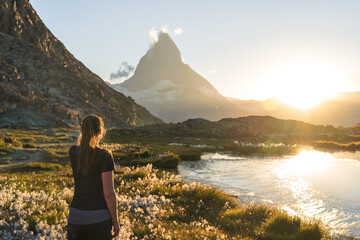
[0,160,330,239]
[6,162,63,172]
[0,128,354,239]
[115,152,180,169]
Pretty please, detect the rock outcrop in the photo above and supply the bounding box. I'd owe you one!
[110,115,348,140]
[0,0,163,128]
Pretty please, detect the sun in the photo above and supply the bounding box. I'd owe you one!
[262,61,344,109]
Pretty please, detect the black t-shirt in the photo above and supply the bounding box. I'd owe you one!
[69,145,115,210]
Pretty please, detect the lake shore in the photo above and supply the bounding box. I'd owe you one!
[0,128,358,239]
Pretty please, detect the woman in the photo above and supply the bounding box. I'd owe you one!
[67,115,120,239]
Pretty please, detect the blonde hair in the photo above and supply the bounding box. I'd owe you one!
[77,115,105,175]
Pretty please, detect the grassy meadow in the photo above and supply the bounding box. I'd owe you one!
[0,127,354,239]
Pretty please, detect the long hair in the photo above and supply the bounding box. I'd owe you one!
[77,115,105,175]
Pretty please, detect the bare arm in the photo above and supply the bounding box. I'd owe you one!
[102,171,119,237]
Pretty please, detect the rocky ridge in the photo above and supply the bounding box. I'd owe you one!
[110,115,349,141]
[0,0,163,128]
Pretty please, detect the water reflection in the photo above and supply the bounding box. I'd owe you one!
[178,149,360,237]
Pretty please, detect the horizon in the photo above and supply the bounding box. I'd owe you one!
[31,0,360,108]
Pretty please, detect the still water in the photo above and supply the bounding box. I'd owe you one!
[178,148,360,238]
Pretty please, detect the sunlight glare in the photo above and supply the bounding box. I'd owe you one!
[263,61,344,109]
[285,150,334,175]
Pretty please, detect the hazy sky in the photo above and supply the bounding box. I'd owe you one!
[31,0,360,101]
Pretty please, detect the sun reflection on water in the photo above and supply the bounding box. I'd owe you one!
[180,149,360,237]
[274,149,360,235]
[284,150,335,175]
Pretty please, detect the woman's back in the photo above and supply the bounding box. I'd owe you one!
[69,145,114,210]
[66,115,119,239]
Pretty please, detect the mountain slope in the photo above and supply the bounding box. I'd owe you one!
[0,0,163,128]
[227,91,360,127]
[113,32,246,123]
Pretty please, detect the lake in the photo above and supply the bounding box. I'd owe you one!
[178,148,360,238]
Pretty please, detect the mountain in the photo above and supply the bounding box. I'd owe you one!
[0,0,162,128]
[227,91,360,127]
[113,32,246,123]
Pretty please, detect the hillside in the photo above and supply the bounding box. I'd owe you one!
[109,115,349,142]
[0,0,162,128]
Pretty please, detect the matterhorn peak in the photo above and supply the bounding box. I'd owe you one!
[114,29,243,123]
[147,32,182,64]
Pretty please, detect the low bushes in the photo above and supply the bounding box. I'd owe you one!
[313,140,360,151]
[178,150,202,161]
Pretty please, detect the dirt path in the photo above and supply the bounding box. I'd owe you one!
[0,149,45,168]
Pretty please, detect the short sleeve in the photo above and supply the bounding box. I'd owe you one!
[69,145,78,167]
[101,152,115,172]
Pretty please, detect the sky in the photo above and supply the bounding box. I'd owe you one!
[31,0,360,104]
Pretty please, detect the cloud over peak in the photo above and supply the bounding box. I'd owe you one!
[148,26,183,43]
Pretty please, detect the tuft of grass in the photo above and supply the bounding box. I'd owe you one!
[261,214,323,240]
[122,170,147,181]
[174,185,238,223]
[264,215,301,237]
[218,205,272,238]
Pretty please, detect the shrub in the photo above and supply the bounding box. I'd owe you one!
[263,215,301,240]
[178,150,201,161]
[313,140,360,151]
[296,224,323,240]
[122,170,147,181]
[23,143,37,148]
[175,185,238,222]
[152,152,180,169]
[0,145,15,157]
[4,136,22,148]
[133,148,151,158]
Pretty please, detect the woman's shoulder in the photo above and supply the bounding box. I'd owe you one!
[69,145,79,156]
[95,147,113,157]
